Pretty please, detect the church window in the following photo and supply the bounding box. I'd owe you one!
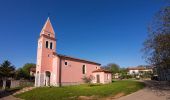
[82,65,86,74]
[48,34,50,37]
[46,41,48,48]
[38,42,42,49]
[65,62,68,65]
[50,42,53,49]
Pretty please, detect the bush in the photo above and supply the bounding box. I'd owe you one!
[82,75,94,84]
[120,74,132,79]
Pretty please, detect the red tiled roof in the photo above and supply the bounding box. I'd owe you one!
[53,53,101,65]
[30,67,36,72]
[39,34,56,41]
[92,69,112,73]
[127,67,152,70]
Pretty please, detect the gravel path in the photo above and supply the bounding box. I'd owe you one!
[0,95,21,100]
[116,80,170,100]
[0,90,22,100]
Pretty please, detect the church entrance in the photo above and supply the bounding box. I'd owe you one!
[45,71,51,86]
[96,74,100,83]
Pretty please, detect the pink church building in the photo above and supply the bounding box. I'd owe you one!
[35,18,112,87]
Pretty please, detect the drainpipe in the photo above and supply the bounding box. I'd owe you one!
[59,56,62,87]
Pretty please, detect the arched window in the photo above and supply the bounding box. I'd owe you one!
[50,42,53,49]
[38,42,42,49]
[82,65,86,74]
[65,61,68,66]
[46,41,48,48]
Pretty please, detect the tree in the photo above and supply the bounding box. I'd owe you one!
[15,68,26,80]
[16,63,36,80]
[103,63,120,74]
[119,68,128,79]
[0,60,15,90]
[143,5,170,80]
[22,63,36,79]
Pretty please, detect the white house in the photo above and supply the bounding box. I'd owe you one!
[127,67,153,75]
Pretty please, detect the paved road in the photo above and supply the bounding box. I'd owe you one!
[117,80,170,100]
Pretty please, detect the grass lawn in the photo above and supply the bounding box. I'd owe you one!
[15,80,145,100]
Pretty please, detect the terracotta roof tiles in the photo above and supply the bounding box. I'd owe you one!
[92,69,112,73]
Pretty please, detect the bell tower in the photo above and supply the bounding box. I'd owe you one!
[35,17,56,87]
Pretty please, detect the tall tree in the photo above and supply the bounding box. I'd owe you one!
[0,60,15,90]
[143,5,170,74]
[16,63,36,80]
[103,63,120,74]
[15,68,27,80]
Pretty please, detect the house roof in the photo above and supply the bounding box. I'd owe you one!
[39,34,56,41]
[30,67,36,72]
[92,69,112,73]
[53,53,101,65]
[127,67,153,70]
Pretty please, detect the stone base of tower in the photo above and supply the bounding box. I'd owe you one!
[35,72,59,87]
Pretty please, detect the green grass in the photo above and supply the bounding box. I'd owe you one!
[15,80,145,100]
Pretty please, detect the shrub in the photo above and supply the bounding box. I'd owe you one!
[82,75,94,84]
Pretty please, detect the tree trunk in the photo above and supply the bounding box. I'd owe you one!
[2,79,6,90]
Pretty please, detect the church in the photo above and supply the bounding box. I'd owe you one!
[35,18,112,87]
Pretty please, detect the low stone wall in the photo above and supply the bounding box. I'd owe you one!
[10,80,20,88]
[19,80,34,87]
[0,80,34,89]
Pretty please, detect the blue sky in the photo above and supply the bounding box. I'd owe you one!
[0,0,166,68]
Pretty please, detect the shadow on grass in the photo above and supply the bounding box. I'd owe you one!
[0,87,22,98]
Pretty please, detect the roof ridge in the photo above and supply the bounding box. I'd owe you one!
[55,53,101,65]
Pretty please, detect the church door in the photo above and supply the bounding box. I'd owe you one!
[45,71,51,86]
[96,75,100,83]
